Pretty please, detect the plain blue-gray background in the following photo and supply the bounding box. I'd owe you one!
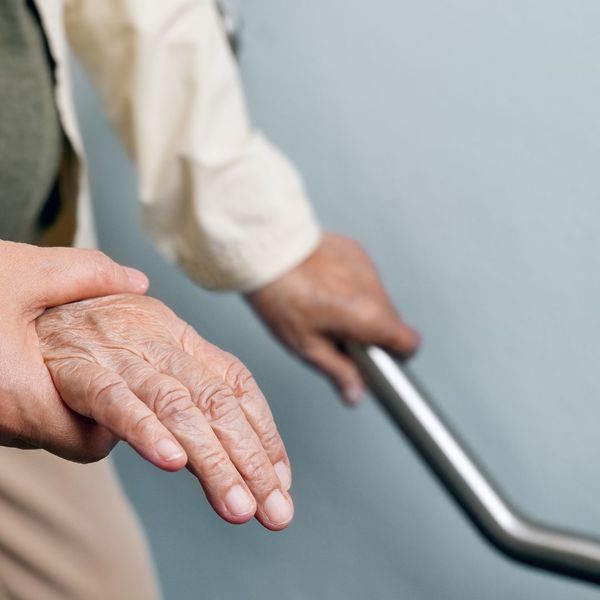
[72,1,600,598]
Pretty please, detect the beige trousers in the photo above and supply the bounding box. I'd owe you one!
[0,448,160,600]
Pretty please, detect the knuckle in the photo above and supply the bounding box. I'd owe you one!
[355,299,385,325]
[259,423,282,453]
[86,249,111,268]
[89,371,126,406]
[154,385,194,422]
[197,380,240,423]
[241,449,273,484]
[86,250,120,288]
[201,448,231,479]
[128,412,157,440]
[115,358,147,383]
[224,358,255,397]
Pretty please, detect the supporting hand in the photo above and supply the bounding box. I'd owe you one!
[0,241,148,460]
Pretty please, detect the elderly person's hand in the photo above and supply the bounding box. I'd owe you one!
[36,294,293,530]
[247,233,421,405]
[0,240,148,460]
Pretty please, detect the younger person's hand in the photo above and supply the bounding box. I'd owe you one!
[0,241,148,461]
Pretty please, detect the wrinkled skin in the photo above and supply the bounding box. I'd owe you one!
[247,233,421,404]
[0,240,148,461]
[36,294,293,530]
[10,231,416,532]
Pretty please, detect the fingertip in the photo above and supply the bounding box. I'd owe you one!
[223,485,257,524]
[123,266,150,294]
[154,457,188,472]
[135,448,187,472]
[405,327,422,355]
[223,512,256,526]
[341,384,365,406]
[259,489,294,531]
[151,438,187,471]
[387,323,422,358]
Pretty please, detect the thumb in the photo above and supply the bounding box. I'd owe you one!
[28,247,149,311]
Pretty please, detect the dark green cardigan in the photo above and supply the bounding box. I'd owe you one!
[0,0,62,243]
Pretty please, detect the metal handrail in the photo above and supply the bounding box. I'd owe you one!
[349,344,600,586]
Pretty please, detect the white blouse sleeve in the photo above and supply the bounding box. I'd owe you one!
[64,0,321,291]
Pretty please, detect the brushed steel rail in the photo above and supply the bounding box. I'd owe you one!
[349,344,600,585]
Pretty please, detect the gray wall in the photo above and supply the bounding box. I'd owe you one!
[73,1,600,598]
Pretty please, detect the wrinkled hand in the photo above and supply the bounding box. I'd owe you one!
[246,232,420,404]
[0,240,148,460]
[37,294,294,530]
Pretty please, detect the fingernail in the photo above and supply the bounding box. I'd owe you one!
[343,385,364,405]
[123,267,149,291]
[274,461,292,490]
[155,438,185,462]
[225,485,254,516]
[264,489,292,525]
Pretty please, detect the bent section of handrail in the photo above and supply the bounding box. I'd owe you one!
[349,344,600,586]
